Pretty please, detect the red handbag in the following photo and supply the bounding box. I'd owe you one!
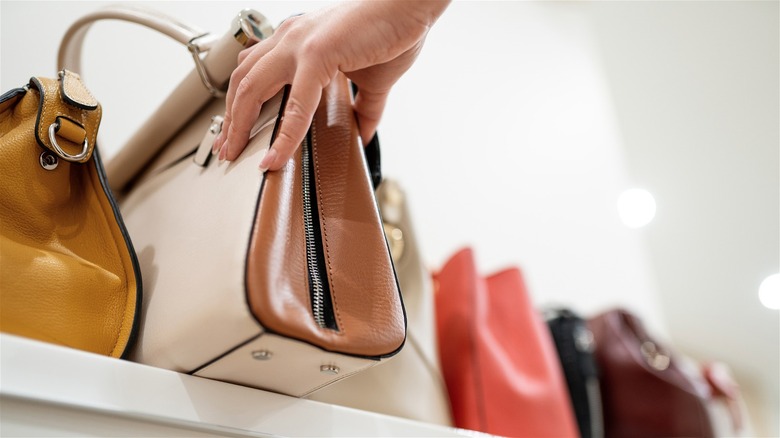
[434,248,578,437]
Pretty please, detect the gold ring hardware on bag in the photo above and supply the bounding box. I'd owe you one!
[188,9,273,97]
[47,121,89,162]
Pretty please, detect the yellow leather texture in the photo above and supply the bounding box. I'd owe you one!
[55,117,87,144]
[60,70,98,110]
[0,73,139,358]
[247,74,406,357]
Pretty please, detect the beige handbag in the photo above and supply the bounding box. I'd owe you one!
[59,6,405,397]
[309,179,453,426]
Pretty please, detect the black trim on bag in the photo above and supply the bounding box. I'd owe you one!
[93,146,144,359]
[159,146,199,172]
[59,71,99,111]
[29,77,51,154]
[188,333,265,375]
[124,147,199,193]
[0,87,27,104]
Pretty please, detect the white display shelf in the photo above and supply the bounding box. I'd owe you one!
[0,334,473,437]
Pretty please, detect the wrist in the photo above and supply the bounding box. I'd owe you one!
[371,0,451,29]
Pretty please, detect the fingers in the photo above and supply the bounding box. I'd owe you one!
[259,69,325,171]
[214,47,265,155]
[214,33,279,155]
[353,88,389,145]
[237,47,253,64]
[220,52,289,162]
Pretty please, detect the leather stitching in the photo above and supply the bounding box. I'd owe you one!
[36,77,99,161]
[36,79,51,149]
[55,117,87,144]
[63,71,98,109]
[311,120,344,334]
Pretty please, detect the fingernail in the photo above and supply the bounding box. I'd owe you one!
[258,149,268,172]
[219,143,228,162]
[259,148,277,170]
[212,133,223,154]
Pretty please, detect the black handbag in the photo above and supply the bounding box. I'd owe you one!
[545,308,604,438]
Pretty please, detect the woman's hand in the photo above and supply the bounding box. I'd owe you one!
[213,0,449,171]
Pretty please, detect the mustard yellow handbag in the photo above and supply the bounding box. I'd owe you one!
[0,70,141,358]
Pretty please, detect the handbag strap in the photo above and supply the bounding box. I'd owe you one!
[29,70,102,164]
[58,6,210,76]
[57,6,273,192]
[57,6,383,192]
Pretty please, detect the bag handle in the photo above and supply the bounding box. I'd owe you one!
[58,6,210,76]
[57,6,273,192]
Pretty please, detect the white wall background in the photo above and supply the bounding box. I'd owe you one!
[2,1,777,435]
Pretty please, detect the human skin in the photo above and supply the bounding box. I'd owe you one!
[213,0,450,171]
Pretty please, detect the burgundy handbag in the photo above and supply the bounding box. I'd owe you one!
[588,308,741,437]
[434,248,578,437]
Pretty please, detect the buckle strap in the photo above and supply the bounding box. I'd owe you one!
[30,69,101,163]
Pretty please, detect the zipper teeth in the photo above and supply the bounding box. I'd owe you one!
[301,137,326,328]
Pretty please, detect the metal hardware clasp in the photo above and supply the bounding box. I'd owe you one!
[187,9,274,98]
[233,9,274,47]
[48,122,89,163]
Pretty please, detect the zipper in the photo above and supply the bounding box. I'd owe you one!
[301,133,338,330]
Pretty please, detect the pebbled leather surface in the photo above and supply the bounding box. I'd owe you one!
[375,179,441,369]
[247,74,405,358]
[55,117,87,145]
[60,70,98,110]
[0,77,138,358]
[308,179,453,425]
